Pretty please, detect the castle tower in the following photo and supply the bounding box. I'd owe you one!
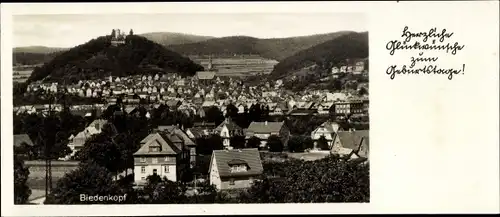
[110,28,126,46]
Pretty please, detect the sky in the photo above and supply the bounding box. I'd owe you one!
[13,13,366,48]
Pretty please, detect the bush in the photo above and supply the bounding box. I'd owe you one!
[267,135,283,152]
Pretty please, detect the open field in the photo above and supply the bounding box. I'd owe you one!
[25,161,79,198]
[13,69,33,83]
[190,56,278,77]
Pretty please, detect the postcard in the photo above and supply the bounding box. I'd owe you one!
[1,1,499,215]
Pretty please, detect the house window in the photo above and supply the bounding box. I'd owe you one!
[141,166,146,173]
[149,146,160,152]
[164,165,169,173]
[230,164,248,173]
[140,157,146,163]
[229,178,235,185]
[152,158,158,164]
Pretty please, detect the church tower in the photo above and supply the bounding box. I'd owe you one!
[207,55,213,71]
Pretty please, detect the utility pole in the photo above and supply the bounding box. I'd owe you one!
[44,81,68,198]
[44,93,54,198]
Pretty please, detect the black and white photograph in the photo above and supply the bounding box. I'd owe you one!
[11,12,369,205]
[3,1,500,215]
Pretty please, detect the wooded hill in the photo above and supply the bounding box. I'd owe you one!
[26,35,204,84]
[270,32,369,78]
[167,31,354,61]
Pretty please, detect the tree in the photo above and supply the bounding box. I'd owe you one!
[207,134,224,151]
[114,131,139,176]
[75,133,124,175]
[287,136,305,153]
[317,135,330,150]
[267,135,283,152]
[332,79,343,91]
[358,87,368,96]
[206,106,224,125]
[185,180,218,204]
[242,155,369,203]
[14,155,31,204]
[247,136,261,149]
[45,162,123,204]
[248,103,263,122]
[14,142,37,160]
[143,177,187,204]
[225,103,239,119]
[230,135,246,149]
[303,137,314,150]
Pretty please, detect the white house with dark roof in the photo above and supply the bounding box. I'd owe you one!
[63,119,113,160]
[133,131,190,184]
[331,130,369,160]
[213,118,244,149]
[245,121,290,148]
[209,148,263,190]
[311,121,340,149]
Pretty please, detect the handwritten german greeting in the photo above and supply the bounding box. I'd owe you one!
[386,26,465,80]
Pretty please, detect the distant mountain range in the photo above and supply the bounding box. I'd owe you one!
[140,32,215,46]
[13,46,69,54]
[14,31,368,83]
[26,35,204,84]
[13,31,356,65]
[166,31,354,61]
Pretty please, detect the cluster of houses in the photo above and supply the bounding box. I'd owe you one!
[15,55,370,192]
[13,110,367,190]
[16,88,368,119]
[331,58,368,78]
[14,114,368,191]
[22,59,369,118]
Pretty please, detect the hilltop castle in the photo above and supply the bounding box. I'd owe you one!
[111,29,133,46]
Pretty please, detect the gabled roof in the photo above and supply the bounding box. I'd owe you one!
[196,71,216,80]
[133,132,183,156]
[187,127,209,138]
[88,119,108,129]
[336,130,369,151]
[211,148,263,178]
[246,121,285,134]
[14,134,34,147]
[317,121,340,133]
[214,118,242,132]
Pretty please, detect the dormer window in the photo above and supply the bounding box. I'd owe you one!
[228,159,249,173]
[149,145,161,152]
[230,164,248,173]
